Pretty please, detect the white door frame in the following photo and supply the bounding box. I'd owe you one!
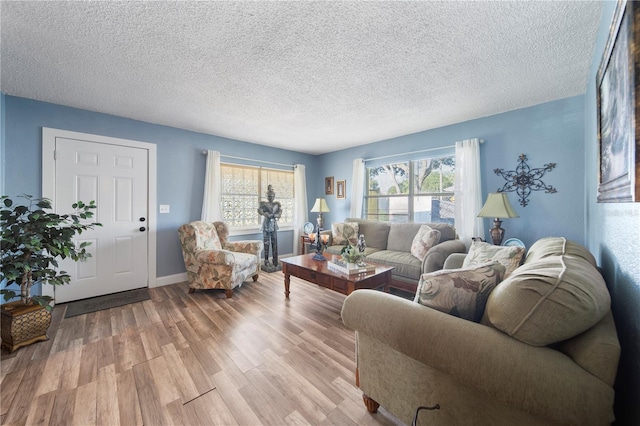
[42,127,157,300]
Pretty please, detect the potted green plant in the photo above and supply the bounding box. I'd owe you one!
[340,244,364,265]
[0,195,100,352]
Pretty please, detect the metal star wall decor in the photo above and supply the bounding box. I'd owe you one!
[494,154,557,207]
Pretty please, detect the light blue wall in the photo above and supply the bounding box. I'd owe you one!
[4,94,585,277]
[3,96,319,278]
[0,93,4,299]
[1,92,5,195]
[319,96,585,249]
[585,2,640,424]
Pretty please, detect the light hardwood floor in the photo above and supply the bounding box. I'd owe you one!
[1,271,403,426]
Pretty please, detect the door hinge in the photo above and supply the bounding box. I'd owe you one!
[53,150,56,160]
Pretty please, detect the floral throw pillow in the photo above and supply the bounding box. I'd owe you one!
[331,222,359,245]
[462,241,525,278]
[414,261,506,322]
[410,225,441,261]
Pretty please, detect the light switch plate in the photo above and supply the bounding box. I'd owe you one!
[159,204,170,214]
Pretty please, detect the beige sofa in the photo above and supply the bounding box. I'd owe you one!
[323,218,466,293]
[341,237,620,425]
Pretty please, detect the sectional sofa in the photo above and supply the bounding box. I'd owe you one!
[342,237,619,425]
[322,218,466,293]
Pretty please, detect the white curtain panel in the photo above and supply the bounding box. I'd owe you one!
[293,164,308,256]
[454,139,483,246]
[201,150,222,222]
[350,158,365,218]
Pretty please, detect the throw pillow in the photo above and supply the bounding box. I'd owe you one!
[462,241,525,278]
[485,255,611,346]
[414,261,506,322]
[410,225,441,261]
[331,222,359,246]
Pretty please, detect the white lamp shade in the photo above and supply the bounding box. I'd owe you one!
[310,198,330,213]
[477,193,519,218]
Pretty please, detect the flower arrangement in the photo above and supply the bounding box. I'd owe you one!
[340,244,363,264]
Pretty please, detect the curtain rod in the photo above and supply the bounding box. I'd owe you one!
[202,151,294,168]
[364,139,484,163]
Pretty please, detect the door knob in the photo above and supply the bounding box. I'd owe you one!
[139,217,146,222]
[139,227,146,232]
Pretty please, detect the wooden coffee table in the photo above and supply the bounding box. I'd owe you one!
[280,253,394,299]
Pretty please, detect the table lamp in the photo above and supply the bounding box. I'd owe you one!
[477,193,519,245]
[310,198,330,230]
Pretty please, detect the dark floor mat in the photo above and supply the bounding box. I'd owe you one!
[62,288,150,318]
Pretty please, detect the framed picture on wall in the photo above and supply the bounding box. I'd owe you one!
[325,177,334,195]
[336,180,346,199]
[596,0,640,202]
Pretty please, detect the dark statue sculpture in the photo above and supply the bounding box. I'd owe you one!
[257,185,282,272]
[357,234,367,255]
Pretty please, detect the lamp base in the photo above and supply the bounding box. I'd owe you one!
[312,252,326,261]
[489,218,505,245]
[316,213,324,230]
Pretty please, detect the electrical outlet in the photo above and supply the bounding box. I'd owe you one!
[159,204,170,214]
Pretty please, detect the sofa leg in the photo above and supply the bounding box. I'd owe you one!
[362,394,379,413]
[252,274,259,282]
[188,288,195,294]
[225,289,233,298]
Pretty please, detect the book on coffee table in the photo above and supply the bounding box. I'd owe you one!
[327,260,375,275]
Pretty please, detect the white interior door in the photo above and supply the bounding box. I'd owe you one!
[53,137,149,303]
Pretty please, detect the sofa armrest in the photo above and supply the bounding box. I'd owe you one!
[422,239,466,273]
[224,240,263,256]
[443,253,467,269]
[341,290,614,425]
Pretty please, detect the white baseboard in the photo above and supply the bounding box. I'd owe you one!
[153,255,296,289]
[153,272,188,288]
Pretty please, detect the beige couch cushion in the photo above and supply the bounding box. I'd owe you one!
[387,223,423,252]
[525,236,597,267]
[410,225,441,261]
[427,222,457,242]
[346,218,389,249]
[485,255,611,346]
[366,250,422,280]
[462,241,525,278]
[415,261,505,322]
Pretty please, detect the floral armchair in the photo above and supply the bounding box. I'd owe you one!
[178,221,263,297]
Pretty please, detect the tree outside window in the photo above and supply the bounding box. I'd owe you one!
[364,156,455,224]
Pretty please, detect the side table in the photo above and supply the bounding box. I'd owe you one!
[300,234,311,255]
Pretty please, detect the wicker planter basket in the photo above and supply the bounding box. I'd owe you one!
[1,301,52,353]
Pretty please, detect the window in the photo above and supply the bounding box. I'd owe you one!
[364,155,455,224]
[221,164,294,230]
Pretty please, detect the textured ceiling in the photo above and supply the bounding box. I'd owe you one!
[1,1,602,155]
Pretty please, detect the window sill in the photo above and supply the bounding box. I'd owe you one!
[229,226,295,237]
